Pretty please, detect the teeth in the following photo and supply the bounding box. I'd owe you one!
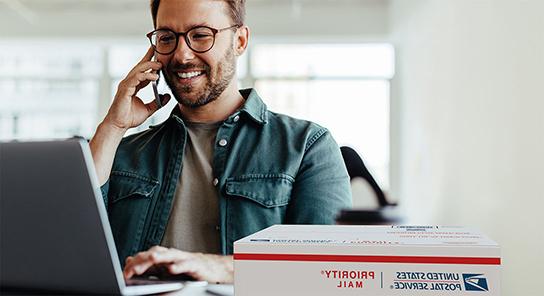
[177,71,202,79]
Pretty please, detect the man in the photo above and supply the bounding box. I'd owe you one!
[90,0,351,284]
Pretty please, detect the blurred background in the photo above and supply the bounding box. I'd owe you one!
[0,0,542,294]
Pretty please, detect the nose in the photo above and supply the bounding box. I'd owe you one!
[171,35,196,63]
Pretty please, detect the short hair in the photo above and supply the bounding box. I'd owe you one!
[150,0,246,28]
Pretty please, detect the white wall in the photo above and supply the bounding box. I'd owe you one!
[0,1,153,37]
[247,0,388,40]
[389,0,544,294]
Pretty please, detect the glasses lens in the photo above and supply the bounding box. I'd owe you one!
[152,30,177,54]
[187,27,215,52]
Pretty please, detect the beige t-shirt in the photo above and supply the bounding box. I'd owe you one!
[161,121,221,254]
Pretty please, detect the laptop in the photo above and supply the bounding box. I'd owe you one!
[0,139,184,295]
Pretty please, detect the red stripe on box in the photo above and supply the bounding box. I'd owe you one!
[233,254,501,265]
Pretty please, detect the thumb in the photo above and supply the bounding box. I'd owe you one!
[146,94,171,113]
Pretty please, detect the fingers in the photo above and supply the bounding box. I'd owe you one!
[132,47,161,75]
[150,247,192,262]
[124,248,233,284]
[123,246,167,279]
[117,72,159,98]
[140,46,155,64]
[149,245,169,252]
[123,257,154,279]
[160,93,171,106]
[136,60,162,74]
[166,253,234,283]
[126,72,159,87]
[129,61,162,80]
[119,47,162,101]
[123,246,189,279]
[134,72,160,92]
[106,48,164,131]
[167,260,199,277]
[146,94,171,113]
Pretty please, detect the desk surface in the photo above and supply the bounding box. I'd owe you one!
[2,284,234,296]
[167,284,233,296]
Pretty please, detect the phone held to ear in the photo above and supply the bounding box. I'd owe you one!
[152,55,162,108]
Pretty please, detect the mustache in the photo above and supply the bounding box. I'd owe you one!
[167,62,210,73]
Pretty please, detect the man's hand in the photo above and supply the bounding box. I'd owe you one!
[104,47,170,131]
[123,246,234,284]
[90,47,171,185]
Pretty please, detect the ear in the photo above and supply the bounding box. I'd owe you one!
[234,25,250,56]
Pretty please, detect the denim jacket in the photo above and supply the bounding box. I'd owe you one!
[100,88,352,263]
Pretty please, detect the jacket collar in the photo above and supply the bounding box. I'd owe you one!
[169,88,268,125]
[238,88,268,125]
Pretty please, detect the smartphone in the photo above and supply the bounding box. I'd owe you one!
[151,55,162,108]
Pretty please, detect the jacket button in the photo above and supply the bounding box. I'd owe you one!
[218,139,228,147]
[233,115,240,122]
[212,178,219,186]
[215,225,220,231]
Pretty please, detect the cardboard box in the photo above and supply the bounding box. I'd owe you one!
[234,225,500,295]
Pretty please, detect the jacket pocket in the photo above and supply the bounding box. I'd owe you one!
[225,174,293,208]
[109,171,159,203]
[107,171,159,262]
[225,174,293,249]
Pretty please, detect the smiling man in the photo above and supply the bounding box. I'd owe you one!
[89,0,351,284]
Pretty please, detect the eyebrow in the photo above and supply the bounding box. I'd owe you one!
[157,23,210,31]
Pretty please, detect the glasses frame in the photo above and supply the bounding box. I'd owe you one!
[147,24,241,55]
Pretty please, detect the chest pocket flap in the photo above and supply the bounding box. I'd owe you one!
[109,171,159,203]
[225,174,294,208]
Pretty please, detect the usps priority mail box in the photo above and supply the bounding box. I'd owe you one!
[234,225,500,296]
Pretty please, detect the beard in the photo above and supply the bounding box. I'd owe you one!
[162,44,237,109]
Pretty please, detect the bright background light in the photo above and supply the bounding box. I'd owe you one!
[0,41,393,189]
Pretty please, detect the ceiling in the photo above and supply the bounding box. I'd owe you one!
[1,0,387,13]
[0,0,389,38]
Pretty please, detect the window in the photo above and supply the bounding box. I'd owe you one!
[0,42,102,140]
[252,44,394,188]
[0,41,393,188]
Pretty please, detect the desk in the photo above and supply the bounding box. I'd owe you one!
[165,284,233,296]
[2,284,234,296]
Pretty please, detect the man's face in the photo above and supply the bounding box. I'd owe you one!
[155,0,238,108]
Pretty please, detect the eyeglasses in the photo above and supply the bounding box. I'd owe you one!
[147,25,240,55]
